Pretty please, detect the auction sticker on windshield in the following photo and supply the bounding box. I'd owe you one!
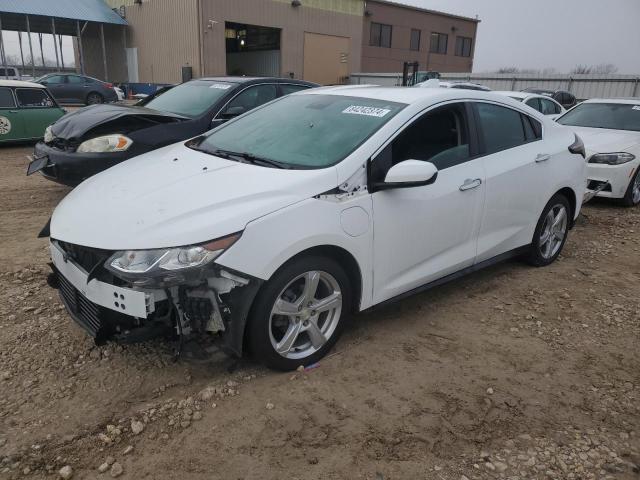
[632,106,640,111]
[342,105,391,117]
[210,84,232,90]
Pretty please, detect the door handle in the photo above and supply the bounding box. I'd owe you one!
[535,153,551,163]
[459,178,482,191]
[9,110,18,113]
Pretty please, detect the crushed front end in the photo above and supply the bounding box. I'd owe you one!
[49,238,262,357]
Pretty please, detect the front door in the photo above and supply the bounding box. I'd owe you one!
[41,74,68,103]
[371,102,485,304]
[0,87,24,141]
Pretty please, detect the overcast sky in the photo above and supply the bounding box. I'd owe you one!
[397,0,640,73]
[2,0,640,74]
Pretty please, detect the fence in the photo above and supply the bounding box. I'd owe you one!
[350,72,640,99]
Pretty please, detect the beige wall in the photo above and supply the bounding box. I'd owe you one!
[200,0,363,81]
[123,0,201,83]
[361,0,478,73]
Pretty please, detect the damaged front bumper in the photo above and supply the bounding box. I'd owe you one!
[49,240,262,357]
[583,180,611,203]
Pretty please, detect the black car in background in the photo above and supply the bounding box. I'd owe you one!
[36,73,119,105]
[521,88,577,109]
[28,77,318,186]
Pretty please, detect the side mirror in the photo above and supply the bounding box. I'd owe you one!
[375,160,438,191]
[223,105,246,117]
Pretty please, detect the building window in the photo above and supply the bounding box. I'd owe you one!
[430,32,448,54]
[410,29,421,51]
[370,22,392,48]
[455,36,473,57]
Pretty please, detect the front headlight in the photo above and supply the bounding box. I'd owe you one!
[77,134,132,153]
[105,233,241,286]
[589,152,635,165]
[44,126,54,143]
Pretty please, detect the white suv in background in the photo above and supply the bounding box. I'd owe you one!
[494,91,566,119]
[47,87,587,370]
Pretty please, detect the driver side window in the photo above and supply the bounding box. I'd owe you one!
[224,84,277,116]
[370,102,471,183]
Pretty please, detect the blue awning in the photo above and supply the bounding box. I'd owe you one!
[0,0,127,34]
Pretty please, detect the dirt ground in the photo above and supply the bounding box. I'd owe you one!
[0,144,639,480]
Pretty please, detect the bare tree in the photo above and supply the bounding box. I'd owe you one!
[571,63,618,74]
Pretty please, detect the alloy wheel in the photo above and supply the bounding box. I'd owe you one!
[539,204,568,259]
[632,173,640,205]
[268,270,342,360]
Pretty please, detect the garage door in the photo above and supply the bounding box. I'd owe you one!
[303,32,349,85]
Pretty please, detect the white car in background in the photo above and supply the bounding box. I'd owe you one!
[415,79,490,91]
[47,87,586,370]
[494,91,566,119]
[557,99,640,206]
[114,86,125,101]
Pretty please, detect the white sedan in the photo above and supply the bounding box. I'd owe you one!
[557,98,640,206]
[494,91,566,119]
[47,87,586,370]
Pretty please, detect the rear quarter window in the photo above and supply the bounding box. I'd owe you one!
[476,103,529,154]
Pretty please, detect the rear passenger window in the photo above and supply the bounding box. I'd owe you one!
[476,103,527,153]
[280,84,309,95]
[0,88,15,108]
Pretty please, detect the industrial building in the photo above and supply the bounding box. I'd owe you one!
[92,0,478,84]
[0,0,478,85]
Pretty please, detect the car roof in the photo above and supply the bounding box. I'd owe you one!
[580,98,640,105]
[198,76,316,86]
[494,91,528,99]
[303,84,526,106]
[0,79,46,89]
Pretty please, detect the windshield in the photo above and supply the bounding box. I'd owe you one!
[557,103,640,132]
[194,94,405,168]
[144,80,234,117]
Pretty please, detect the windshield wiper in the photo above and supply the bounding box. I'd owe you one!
[209,148,290,169]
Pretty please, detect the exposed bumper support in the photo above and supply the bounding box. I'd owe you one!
[583,180,610,203]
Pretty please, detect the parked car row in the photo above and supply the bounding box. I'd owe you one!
[5,74,639,370]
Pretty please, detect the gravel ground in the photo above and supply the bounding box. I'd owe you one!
[0,145,639,479]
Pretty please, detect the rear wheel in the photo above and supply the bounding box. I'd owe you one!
[86,92,104,105]
[621,167,640,207]
[525,194,570,267]
[247,256,351,371]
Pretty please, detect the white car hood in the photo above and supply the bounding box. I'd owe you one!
[51,143,338,250]
[571,126,640,156]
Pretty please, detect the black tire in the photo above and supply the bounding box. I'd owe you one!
[620,167,640,207]
[86,92,104,105]
[525,194,571,267]
[247,255,352,371]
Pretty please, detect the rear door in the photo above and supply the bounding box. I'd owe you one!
[66,75,90,103]
[0,87,24,141]
[473,101,550,262]
[15,88,63,139]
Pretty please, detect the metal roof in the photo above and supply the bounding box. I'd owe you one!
[0,0,127,25]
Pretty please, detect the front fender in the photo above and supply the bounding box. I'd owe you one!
[215,195,374,310]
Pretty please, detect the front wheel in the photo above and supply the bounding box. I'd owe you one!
[247,256,351,371]
[525,194,571,267]
[621,167,640,207]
